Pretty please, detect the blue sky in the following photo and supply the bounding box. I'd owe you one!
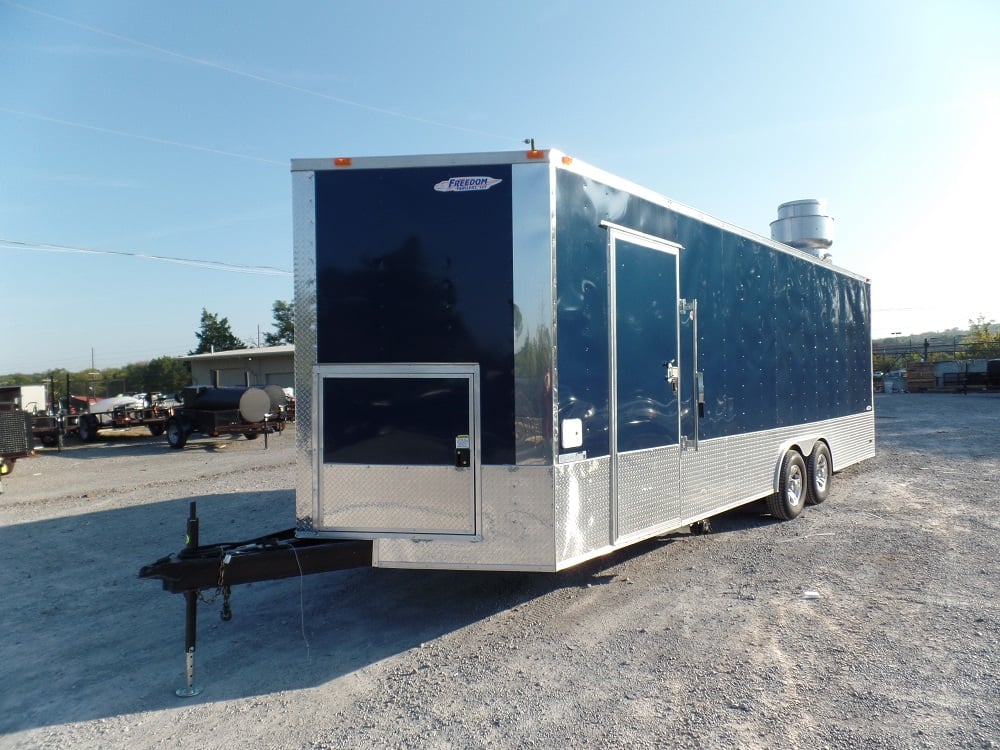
[2,0,998,374]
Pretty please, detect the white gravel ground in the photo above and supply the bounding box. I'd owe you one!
[1,393,998,749]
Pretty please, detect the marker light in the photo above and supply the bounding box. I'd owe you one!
[561,155,573,165]
[333,157,352,167]
[526,150,546,160]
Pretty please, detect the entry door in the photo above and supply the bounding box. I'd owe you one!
[605,224,682,542]
[314,363,480,538]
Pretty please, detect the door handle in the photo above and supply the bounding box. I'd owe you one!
[664,360,680,396]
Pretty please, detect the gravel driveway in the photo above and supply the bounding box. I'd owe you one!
[1,393,997,749]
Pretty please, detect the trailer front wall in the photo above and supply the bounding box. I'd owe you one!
[312,165,516,465]
[295,158,561,566]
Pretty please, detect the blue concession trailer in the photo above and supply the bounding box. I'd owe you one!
[291,149,874,571]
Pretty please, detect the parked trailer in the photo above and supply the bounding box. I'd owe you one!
[164,385,287,449]
[141,148,874,692]
[31,413,63,448]
[0,385,63,448]
[0,409,34,493]
[76,396,177,442]
[290,149,874,568]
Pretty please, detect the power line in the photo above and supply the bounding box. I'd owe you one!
[5,0,522,144]
[0,107,286,166]
[0,238,292,276]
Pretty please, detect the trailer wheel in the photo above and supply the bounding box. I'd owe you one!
[806,442,832,505]
[768,450,807,521]
[41,435,58,447]
[166,418,187,449]
[78,415,97,442]
[243,432,260,440]
[689,519,713,535]
[148,424,165,437]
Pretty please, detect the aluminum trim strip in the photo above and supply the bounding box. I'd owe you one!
[292,170,318,533]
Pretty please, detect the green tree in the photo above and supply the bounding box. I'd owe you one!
[144,356,190,394]
[189,308,246,355]
[872,353,896,375]
[113,362,149,394]
[963,315,1000,360]
[263,300,295,345]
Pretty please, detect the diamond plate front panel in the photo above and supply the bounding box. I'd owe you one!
[375,465,555,570]
[318,464,475,535]
[617,446,681,538]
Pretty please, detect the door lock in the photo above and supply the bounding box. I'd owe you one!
[664,360,680,396]
[455,435,471,468]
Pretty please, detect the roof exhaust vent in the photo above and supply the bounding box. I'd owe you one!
[770,199,834,262]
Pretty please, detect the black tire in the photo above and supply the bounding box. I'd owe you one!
[166,418,187,449]
[806,442,832,505]
[689,519,713,535]
[243,431,260,440]
[41,435,58,447]
[148,424,165,437]
[768,450,807,521]
[78,415,97,442]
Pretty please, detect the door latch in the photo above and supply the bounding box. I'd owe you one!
[663,359,680,396]
[695,370,705,418]
[455,435,471,467]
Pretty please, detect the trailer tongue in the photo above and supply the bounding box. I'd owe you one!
[138,502,372,696]
[138,507,372,594]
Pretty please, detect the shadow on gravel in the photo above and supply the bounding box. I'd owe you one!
[35,431,275,461]
[18,395,1000,731]
[1,489,722,733]
[694,503,777,535]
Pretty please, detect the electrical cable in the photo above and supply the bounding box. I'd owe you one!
[3,0,522,144]
[0,238,292,276]
[279,540,311,659]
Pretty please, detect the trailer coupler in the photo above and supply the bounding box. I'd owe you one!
[138,502,372,697]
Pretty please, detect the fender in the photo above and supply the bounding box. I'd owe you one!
[772,436,825,492]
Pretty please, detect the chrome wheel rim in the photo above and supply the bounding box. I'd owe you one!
[814,452,829,492]
[786,463,803,506]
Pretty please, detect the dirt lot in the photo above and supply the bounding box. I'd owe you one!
[1,394,998,749]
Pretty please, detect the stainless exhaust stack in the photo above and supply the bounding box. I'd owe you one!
[770,199,834,262]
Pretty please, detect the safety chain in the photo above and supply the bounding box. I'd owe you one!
[196,551,234,621]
